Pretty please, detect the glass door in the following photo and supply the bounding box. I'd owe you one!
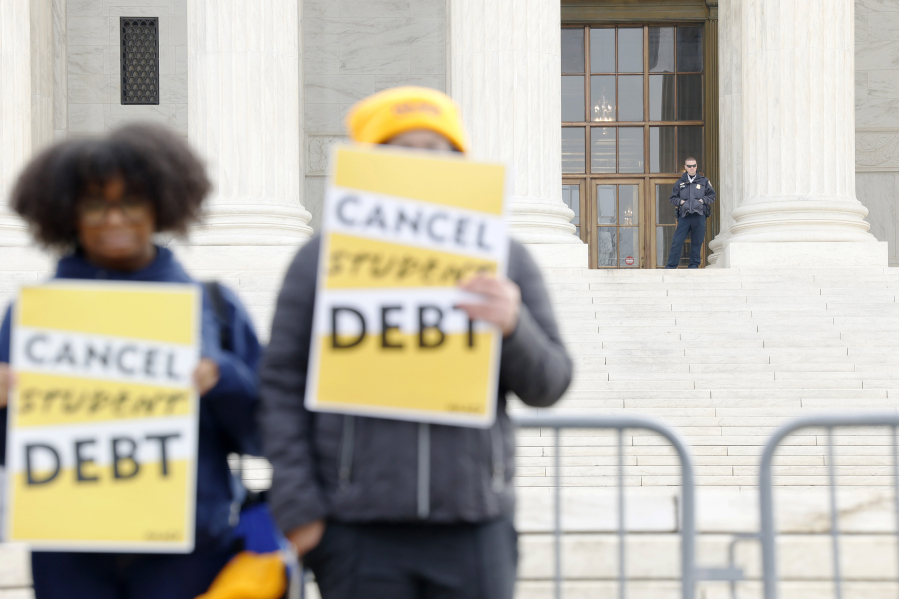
[565,178,706,268]
[591,180,644,268]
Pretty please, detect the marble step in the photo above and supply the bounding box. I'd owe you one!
[563,381,886,392]
[0,545,30,590]
[545,266,896,276]
[565,347,888,359]
[517,534,899,582]
[587,361,862,372]
[579,280,899,290]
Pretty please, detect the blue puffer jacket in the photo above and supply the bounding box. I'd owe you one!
[0,246,262,552]
[669,172,715,218]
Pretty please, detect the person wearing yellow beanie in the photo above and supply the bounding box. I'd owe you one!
[345,86,468,153]
[260,85,572,599]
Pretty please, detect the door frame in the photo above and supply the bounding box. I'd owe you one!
[568,176,713,268]
[588,179,646,269]
[560,4,720,266]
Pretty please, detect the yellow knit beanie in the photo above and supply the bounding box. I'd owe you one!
[345,86,468,153]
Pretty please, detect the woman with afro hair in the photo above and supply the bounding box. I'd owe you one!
[0,123,264,599]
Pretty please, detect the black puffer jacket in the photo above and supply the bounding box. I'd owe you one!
[258,235,572,535]
[669,172,715,218]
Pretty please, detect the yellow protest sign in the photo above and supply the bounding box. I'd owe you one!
[3,282,201,552]
[305,144,509,428]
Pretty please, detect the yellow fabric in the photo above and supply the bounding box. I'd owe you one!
[195,551,286,599]
[345,86,469,153]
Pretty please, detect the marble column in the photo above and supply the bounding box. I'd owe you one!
[30,0,53,154]
[187,0,312,246]
[716,0,886,267]
[449,0,586,267]
[0,0,55,297]
[706,0,742,266]
[0,0,54,247]
[0,0,32,245]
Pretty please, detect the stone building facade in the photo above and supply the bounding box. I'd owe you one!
[3,0,898,274]
[2,0,899,595]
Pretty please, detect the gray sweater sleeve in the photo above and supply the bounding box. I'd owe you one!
[258,237,327,535]
[499,241,573,407]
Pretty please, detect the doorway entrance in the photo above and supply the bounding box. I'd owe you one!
[564,177,701,268]
[560,24,707,268]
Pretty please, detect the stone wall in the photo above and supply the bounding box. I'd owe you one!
[302,0,448,231]
[64,0,187,137]
[855,0,899,266]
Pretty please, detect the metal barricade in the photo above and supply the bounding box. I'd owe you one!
[242,414,743,598]
[758,412,899,599]
[513,413,739,599]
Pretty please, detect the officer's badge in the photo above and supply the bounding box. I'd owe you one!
[696,184,701,189]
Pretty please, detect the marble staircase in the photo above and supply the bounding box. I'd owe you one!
[519,265,899,488]
[505,265,899,598]
[3,265,899,598]
[232,265,899,598]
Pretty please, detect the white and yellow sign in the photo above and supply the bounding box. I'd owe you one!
[3,282,201,552]
[306,144,509,428]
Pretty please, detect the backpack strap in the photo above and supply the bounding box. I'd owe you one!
[203,280,233,353]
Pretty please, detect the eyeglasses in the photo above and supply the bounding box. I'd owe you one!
[685,164,698,168]
[77,197,152,225]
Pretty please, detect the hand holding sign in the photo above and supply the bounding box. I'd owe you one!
[193,358,220,396]
[456,275,521,338]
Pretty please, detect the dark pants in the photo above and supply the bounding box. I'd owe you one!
[31,547,233,599]
[304,517,518,599]
[666,213,706,268]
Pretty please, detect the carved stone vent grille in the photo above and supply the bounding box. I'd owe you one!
[120,18,159,105]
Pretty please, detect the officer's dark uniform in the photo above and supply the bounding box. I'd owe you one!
[666,172,715,268]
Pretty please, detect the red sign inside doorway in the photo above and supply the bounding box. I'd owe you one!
[624,256,635,266]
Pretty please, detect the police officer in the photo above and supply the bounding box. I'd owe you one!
[665,157,715,269]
